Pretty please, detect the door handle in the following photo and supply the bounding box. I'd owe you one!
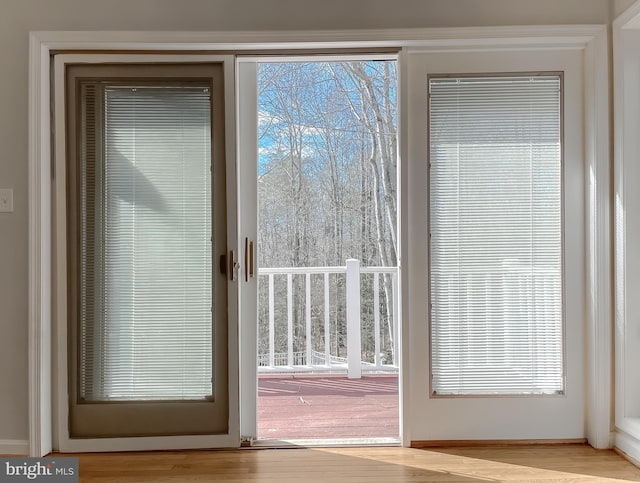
[244,238,255,282]
[229,250,240,282]
[249,241,254,278]
[220,251,240,281]
[244,238,249,282]
[219,254,227,276]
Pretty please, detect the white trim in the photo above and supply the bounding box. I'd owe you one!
[613,0,640,455]
[29,26,610,455]
[614,0,640,30]
[0,440,30,456]
[616,427,640,465]
[52,53,67,452]
[238,54,397,63]
[252,437,401,447]
[28,32,52,459]
[583,26,613,449]
[31,26,604,51]
[618,417,640,440]
[613,14,627,438]
[398,47,410,448]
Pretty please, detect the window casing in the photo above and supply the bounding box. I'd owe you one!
[428,73,565,397]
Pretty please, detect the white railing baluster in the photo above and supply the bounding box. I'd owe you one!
[374,272,381,367]
[287,274,293,367]
[268,273,275,368]
[346,259,362,379]
[305,273,312,367]
[258,263,398,374]
[324,272,330,367]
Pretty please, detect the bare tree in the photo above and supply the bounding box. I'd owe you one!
[258,61,398,362]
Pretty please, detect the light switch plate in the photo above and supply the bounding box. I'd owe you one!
[0,188,14,213]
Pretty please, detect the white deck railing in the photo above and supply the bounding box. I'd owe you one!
[258,259,399,378]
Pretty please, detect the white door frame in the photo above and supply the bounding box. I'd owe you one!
[29,26,609,456]
[613,0,640,462]
[236,60,259,441]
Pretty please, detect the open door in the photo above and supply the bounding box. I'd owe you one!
[237,57,400,444]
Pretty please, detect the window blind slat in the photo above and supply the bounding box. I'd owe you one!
[429,75,564,396]
[80,85,213,401]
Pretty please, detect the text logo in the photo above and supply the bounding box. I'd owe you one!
[0,458,78,482]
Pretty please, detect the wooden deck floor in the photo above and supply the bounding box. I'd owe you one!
[257,374,399,440]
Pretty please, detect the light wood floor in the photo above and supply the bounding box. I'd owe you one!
[62,444,640,482]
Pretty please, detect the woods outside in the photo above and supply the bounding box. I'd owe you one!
[257,60,399,368]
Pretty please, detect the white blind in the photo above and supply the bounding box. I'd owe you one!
[429,75,564,396]
[80,85,213,401]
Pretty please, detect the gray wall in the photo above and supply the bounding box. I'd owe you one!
[0,0,619,442]
[616,0,637,17]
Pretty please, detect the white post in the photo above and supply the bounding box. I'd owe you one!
[305,273,312,366]
[324,272,331,367]
[346,259,362,379]
[287,274,293,366]
[374,272,381,367]
[268,274,275,368]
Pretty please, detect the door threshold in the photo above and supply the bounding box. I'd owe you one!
[250,437,401,448]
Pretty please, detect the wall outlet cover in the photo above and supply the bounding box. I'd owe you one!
[0,188,14,213]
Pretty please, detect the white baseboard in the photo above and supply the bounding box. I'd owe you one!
[615,430,640,467]
[0,440,29,456]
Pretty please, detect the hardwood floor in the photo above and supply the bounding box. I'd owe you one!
[64,444,640,482]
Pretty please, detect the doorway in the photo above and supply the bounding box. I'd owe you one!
[251,58,400,442]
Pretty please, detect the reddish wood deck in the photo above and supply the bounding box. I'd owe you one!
[257,374,399,440]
